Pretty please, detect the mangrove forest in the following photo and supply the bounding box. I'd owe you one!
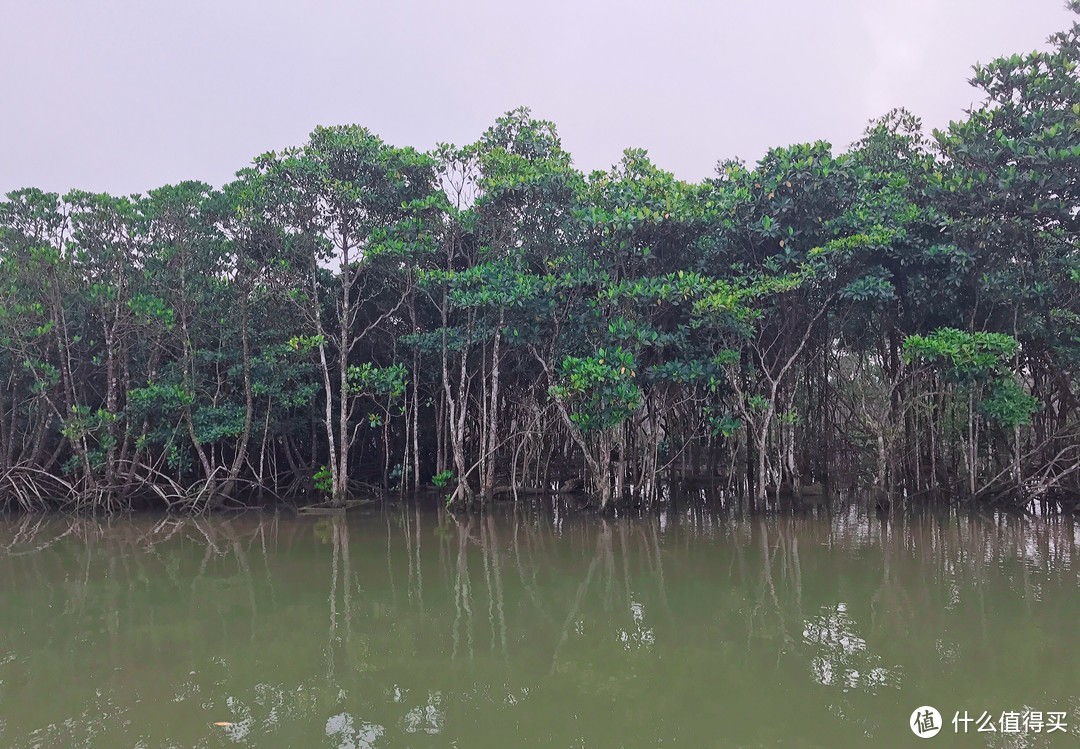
[2,12,1079,514]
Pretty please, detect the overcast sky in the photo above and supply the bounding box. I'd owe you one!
[0,0,1073,196]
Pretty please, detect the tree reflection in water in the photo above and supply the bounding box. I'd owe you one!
[0,502,1076,747]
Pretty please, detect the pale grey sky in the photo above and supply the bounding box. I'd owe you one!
[0,0,1073,195]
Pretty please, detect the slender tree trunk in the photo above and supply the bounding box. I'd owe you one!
[218,296,255,504]
[482,310,504,502]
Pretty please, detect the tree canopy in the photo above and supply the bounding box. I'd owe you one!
[1,11,1078,513]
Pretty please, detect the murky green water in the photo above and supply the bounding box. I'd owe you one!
[0,502,1077,748]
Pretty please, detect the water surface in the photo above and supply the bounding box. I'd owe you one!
[0,502,1077,747]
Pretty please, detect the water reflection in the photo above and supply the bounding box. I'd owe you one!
[804,602,899,692]
[0,504,1076,747]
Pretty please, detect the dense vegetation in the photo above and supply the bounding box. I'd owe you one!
[2,12,1079,513]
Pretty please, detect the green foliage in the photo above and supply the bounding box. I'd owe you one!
[747,395,770,413]
[708,414,742,438]
[192,405,246,444]
[905,328,1039,429]
[288,334,326,352]
[980,377,1038,428]
[127,294,175,328]
[313,465,333,495]
[551,348,642,432]
[128,383,193,414]
[903,328,1018,381]
[347,363,408,399]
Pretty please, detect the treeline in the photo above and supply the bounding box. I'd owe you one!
[1,13,1078,512]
